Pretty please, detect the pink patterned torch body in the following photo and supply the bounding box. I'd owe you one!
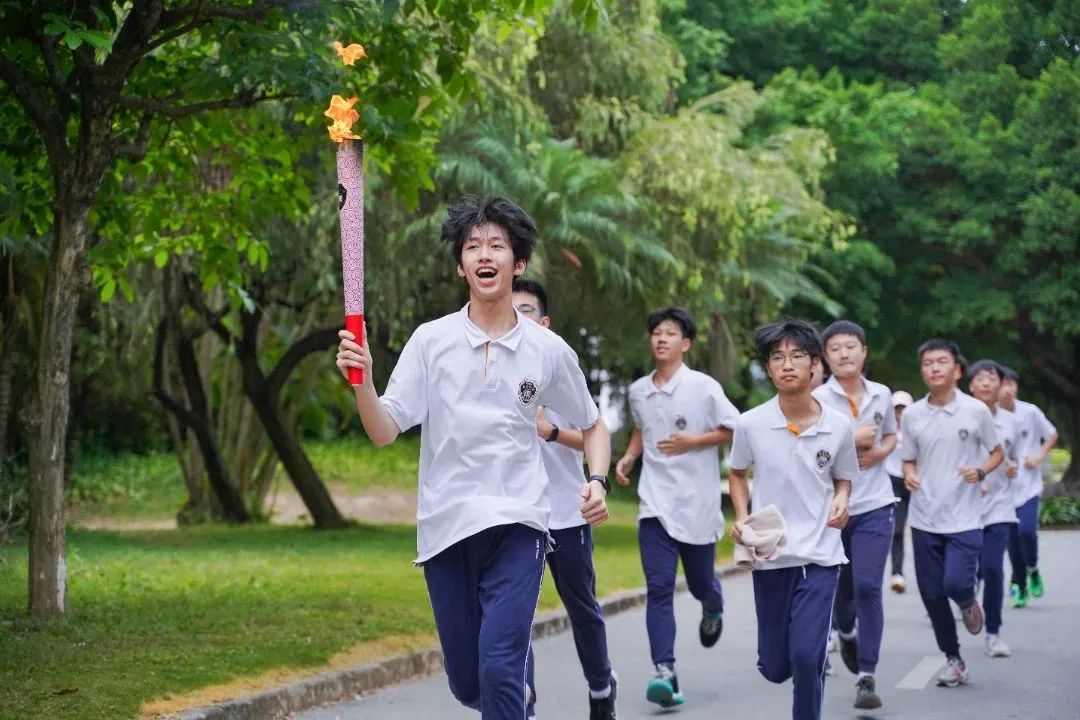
[337,139,365,385]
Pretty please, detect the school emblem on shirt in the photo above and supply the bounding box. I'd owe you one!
[874,411,884,425]
[1022,429,1030,439]
[675,415,687,430]
[959,428,970,441]
[517,378,539,407]
[816,449,832,469]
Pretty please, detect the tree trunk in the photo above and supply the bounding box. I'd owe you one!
[235,310,345,528]
[24,205,88,618]
[708,311,738,384]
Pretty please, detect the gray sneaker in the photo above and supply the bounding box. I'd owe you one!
[986,634,1011,657]
[961,600,984,634]
[936,656,968,687]
[854,675,882,709]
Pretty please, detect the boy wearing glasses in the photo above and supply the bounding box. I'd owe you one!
[511,278,617,720]
[812,321,897,710]
[614,307,739,709]
[901,339,1003,688]
[728,319,858,720]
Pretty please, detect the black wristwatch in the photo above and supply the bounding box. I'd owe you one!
[547,424,560,443]
[589,474,612,495]
[976,468,986,482]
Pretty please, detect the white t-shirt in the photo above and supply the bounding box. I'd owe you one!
[540,407,589,531]
[628,364,739,545]
[982,406,1020,526]
[883,438,904,479]
[813,376,897,516]
[380,304,600,563]
[729,396,861,570]
[900,391,1001,534]
[1011,400,1057,506]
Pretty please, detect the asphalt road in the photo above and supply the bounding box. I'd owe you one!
[295,529,1080,719]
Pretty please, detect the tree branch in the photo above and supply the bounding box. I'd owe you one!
[267,326,339,398]
[113,112,155,160]
[119,89,296,119]
[39,36,76,116]
[0,52,68,163]
[152,317,201,428]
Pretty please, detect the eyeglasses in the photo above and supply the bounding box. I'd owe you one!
[515,303,540,317]
[767,351,812,365]
[921,357,955,368]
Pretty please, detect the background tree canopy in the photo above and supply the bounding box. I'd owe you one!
[2,0,1077,618]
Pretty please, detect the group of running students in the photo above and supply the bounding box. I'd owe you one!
[334,196,1059,720]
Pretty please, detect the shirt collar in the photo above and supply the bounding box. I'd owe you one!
[767,395,833,437]
[925,389,961,415]
[645,363,689,396]
[460,303,525,351]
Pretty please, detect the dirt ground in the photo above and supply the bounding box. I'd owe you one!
[71,486,418,531]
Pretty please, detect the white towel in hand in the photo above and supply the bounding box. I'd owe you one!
[733,504,787,568]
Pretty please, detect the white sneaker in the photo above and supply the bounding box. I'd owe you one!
[891,574,906,593]
[828,629,839,653]
[986,634,1011,657]
[936,656,968,687]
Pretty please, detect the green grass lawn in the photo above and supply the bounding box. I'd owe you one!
[68,436,425,522]
[1,489,733,720]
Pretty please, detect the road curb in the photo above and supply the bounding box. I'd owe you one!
[169,562,747,720]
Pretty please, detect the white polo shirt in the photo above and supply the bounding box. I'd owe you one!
[729,396,860,570]
[540,407,589,531]
[628,364,739,545]
[813,376,897,516]
[982,406,1020,526]
[900,391,1001,535]
[380,304,600,563]
[1011,400,1057,506]
[883,438,904,479]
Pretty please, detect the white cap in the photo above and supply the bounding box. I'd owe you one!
[892,390,914,408]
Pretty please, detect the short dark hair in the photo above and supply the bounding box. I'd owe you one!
[440,196,537,266]
[511,278,548,317]
[1000,365,1019,383]
[647,307,697,340]
[967,359,1004,382]
[754,319,823,362]
[822,320,867,347]
[917,338,961,363]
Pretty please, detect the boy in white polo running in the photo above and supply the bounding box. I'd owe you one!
[813,320,897,710]
[901,339,1003,688]
[614,307,739,709]
[729,319,858,720]
[335,196,612,720]
[512,278,617,720]
[967,359,1020,658]
[997,366,1058,607]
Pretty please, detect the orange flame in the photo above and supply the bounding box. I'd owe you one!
[324,95,360,125]
[328,121,361,143]
[333,41,367,66]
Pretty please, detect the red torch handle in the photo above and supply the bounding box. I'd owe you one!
[345,313,364,386]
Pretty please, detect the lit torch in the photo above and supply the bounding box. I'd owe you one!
[327,42,366,385]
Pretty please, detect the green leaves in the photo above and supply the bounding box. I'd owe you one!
[42,10,114,52]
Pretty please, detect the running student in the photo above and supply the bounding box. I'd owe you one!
[883,390,915,593]
[729,319,858,720]
[967,359,1019,659]
[813,321,897,710]
[336,196,612,720]
[997,366,1058,608]
[512,278,617,720]
[901,339,1003,688]
[614,307,738,709]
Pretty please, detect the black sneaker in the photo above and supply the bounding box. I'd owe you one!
[699,610,723,648]
[854,675,882,709]
[839,632,859,674]
[589,675,618,720]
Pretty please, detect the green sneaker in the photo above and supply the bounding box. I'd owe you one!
[646,665,685,708]
[1010,582,1028,609]
[1029,569,1045,598]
